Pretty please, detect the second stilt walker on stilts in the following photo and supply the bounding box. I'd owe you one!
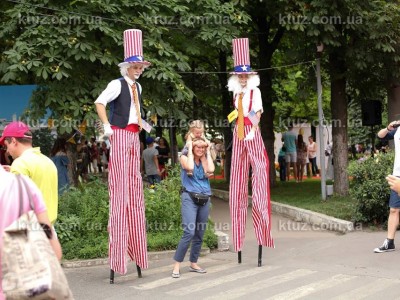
[227,37,275,266]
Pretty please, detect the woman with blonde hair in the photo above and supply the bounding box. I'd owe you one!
[171,137,214,278]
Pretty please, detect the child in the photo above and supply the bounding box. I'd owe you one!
[181,120,212,177]
[183,120,207,147]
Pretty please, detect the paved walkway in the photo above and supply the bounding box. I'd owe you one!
[64,197,400,300]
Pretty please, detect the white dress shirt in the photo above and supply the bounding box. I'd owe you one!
[234,87,263,116]
[95,76,142,125]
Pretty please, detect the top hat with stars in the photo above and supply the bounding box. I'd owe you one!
[118,29,151,68]
[230,38,257,75]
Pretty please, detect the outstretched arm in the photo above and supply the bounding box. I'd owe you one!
[378,121,400,138]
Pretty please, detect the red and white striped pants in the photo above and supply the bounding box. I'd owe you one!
[229,124,275,252]
[108,129,148,274]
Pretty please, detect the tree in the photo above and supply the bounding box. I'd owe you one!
[0,0,196,134]
[0,1,249,158]
[0,0,252,184]
[282,0,400,195]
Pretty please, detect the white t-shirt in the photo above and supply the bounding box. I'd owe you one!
[308,142,317,159]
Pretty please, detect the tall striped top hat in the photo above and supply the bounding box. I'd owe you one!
[230,38,257,75]
[118,29,151,68]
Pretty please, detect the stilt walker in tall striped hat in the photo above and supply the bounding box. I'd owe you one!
[94,29,150,283]
[227,38,274,266]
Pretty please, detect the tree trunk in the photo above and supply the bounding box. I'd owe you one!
[386,78,400,149]
[329,51,349,196]
[217,51,232,181]
[169,125,178,166]
[191,62,199,120]
[155,120,163,138]
[66,143,78,186]
[258,69,276,187]
[387,78,400,124]
[255,15,284,187]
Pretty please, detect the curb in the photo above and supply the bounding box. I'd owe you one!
[62,248,211,269]
[212,188,354,234]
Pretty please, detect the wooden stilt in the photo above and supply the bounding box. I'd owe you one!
[136,265,142,278]
[110,269,114,284]
[258,245,262,267]
[238,251,242,264]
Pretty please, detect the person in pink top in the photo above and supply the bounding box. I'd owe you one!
[0,165,62,300]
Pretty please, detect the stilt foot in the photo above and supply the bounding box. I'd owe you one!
[136,265,142,278]
[110,269,114,284]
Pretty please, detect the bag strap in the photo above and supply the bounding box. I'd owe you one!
[16,174,24,217]
[16,175,35,217]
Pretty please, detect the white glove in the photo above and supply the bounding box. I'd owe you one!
[244,129,255,141]
[103,123,113,137]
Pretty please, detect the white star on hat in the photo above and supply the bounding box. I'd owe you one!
[241,65,248,71]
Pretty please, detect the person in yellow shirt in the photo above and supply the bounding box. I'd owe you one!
[0,121,58,224]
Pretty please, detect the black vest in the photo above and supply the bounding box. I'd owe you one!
[109,78,145,128]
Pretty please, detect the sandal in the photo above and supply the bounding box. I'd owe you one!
[171,272,180,278]
[189,266,207,273]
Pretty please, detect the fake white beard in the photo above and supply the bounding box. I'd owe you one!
[119,64,143,79]
[227,75,260,93]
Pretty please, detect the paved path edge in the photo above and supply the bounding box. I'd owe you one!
[211,188,354,234]
[62,188,353,269]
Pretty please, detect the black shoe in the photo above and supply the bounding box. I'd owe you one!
[374,239,395,253]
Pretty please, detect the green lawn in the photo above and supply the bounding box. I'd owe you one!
[210,179,356,222]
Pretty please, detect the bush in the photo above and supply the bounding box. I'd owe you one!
[56,165,218,259]
[144,166,182,233]
[348,151,394,224]
[55,179,109,259]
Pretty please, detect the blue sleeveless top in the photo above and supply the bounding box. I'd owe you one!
[181,161,211,195]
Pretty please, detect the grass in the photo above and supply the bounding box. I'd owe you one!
[210,178,356,222]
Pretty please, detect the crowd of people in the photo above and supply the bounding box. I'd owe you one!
[76,138,110,182]
[279,124,319,182]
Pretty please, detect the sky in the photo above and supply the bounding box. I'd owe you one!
[0,85,37,121]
